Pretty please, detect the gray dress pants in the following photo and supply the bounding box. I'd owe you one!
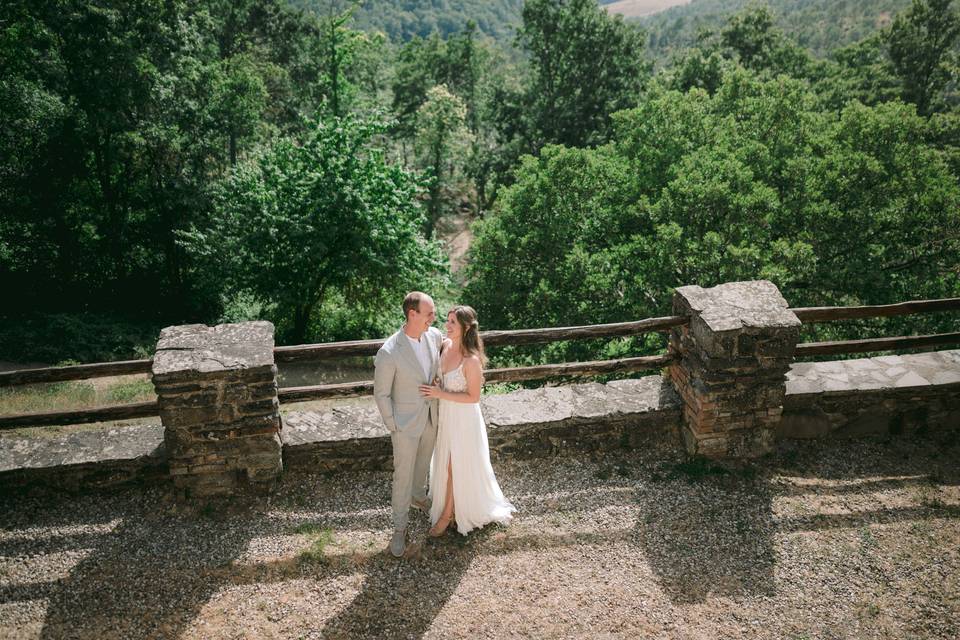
[390,416,438,530]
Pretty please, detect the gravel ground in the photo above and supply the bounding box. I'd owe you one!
[1,433,958,640]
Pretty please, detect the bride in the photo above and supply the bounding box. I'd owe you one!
[419,305,516,536]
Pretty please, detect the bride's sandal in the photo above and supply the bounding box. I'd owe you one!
[429,514,453,537]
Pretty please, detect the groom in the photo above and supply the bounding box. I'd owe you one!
[373,291,442,557]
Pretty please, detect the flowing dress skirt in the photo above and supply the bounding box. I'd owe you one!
[429,392,515,535]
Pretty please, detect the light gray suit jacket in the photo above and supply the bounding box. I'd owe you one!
[373,327,442,437]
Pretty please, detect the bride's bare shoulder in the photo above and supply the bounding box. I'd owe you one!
[463,354,482,369]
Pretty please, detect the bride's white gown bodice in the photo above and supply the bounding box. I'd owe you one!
[429,362,515,534]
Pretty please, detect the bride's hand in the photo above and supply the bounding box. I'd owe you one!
[419,384,442,399]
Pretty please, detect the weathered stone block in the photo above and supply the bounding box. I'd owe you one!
[152,321,283,499]
[669,280,800,458]
[240,398,281,416]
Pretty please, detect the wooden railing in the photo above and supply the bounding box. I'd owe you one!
[792,298,960,357]
[1,296,958,430]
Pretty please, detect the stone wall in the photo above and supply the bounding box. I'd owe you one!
[667,280,800,458]
[780,350,960,438]
[3,350,959,492]
[282,376,683,473]
[0,423,166,493]
[152,322,283,497]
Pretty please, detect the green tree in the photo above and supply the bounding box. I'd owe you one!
[886,0,960,115]
[390,23,507,211]
[210,54,269,165]
[719,4,816,79]
[298,2,374,117]
[391,24,490,139]
[415,85,472,236]
[466,71,960,359]
[514,0,649,151]
[181,115,446,343]
[816,34,902,111]
[664,38,734,95]
[465,145,644,334]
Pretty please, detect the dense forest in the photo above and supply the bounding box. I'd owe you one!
[294,0,525,43]
[640,0,916,60]
[1,0,959,366]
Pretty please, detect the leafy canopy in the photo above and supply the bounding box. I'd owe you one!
[181,114,446,342]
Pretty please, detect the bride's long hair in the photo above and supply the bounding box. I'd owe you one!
[450,305,488,367]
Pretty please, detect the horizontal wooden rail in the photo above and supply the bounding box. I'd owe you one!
[278,380,375,402]
[4,295,957,390]
[274,338,382,361]
[792,297,960,323]
[278,353,675,403]
[0,401,160,431]
[479,316,688,347]
[0,359,153,388]
[274,315,687,362]
[484,353,675,382]
[794,331,960,357]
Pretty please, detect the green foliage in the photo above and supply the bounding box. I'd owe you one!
[0,0,388,338]
[466,144,645,333]
[886,0,960,115]
[392,24,492,136]
[415,84,472,234]
[295,0,524,44]
[664,41,735,94]
[466,70,960,362]
[0,313,159,363]
[719,4,817,77]
[4,0,960,368]
[815,33,902,110]
[514,0,651,150]
[299,4,384,117]
[180,114,447,343]
[390,24,509,211]
[641,0,916,61]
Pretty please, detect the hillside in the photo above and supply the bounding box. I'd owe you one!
[604,0,692,18]
[293,0,525,42]
[638,0,912,60]
[296,1,691,44]
[294,1,914,61]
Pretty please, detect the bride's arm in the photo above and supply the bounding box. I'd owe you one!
[419,355,483,404]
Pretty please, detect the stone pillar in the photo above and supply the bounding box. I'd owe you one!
[667,280,800,458]
[151,321,283,497]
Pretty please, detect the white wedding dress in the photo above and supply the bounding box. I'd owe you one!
[429,362,516,535]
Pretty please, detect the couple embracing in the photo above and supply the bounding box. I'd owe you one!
[373,292,516,558]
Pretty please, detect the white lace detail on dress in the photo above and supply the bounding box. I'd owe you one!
[442,364,467,393]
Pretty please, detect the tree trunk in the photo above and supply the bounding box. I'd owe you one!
[292,304,313,345]
[94,139,126,285]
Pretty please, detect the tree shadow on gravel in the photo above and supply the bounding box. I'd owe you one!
[0,490,269,639]
[1,433,958,637]
[633,457,778,604]
[0,470,414,639]
[0,472,533,640]
[635,431,960,605]
[314,523,490,640]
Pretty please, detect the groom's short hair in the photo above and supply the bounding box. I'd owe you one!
[403,291,429,320]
